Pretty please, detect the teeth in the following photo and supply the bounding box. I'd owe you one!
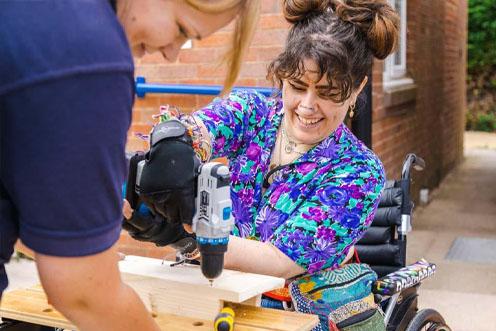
[298,115,321,125]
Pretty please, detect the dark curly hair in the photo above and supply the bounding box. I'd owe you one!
[268,0,400,103]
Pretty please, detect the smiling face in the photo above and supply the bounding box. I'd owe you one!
[282,59,367,145]
[117,0,241,61]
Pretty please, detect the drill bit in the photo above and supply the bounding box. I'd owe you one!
[169,259,186,267]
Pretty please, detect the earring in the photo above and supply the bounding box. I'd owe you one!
[349,103,356,118]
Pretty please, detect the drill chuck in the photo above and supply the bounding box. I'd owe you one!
[198,239,228,280]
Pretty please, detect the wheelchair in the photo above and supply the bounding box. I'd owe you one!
[356,153,451,331]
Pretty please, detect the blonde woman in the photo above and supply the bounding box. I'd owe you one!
[0,1,259,330]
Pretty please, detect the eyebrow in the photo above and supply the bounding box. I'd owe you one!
[291,79,330,89]
[291,79,308,86]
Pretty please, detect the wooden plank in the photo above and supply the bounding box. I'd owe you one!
[119,255,285,319]
[0,287,318,331]
[229,303,319,331]
[0,288,74,330]
[122,272,224,321]
[120,255,285,302]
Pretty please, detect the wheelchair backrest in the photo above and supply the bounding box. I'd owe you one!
[355,180,412,278]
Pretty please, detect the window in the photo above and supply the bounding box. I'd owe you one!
[383,0,413,89]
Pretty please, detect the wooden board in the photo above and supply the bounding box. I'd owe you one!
[0,286,319,331]
[119,255,285,319]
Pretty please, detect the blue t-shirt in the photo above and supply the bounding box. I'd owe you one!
[0,0,134,294]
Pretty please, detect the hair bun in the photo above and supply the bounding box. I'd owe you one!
[283,0,331,24]
[331,0,400,59]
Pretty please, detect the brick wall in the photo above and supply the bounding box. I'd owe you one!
[120,0,467,256]
[372,0,467,193]
[127,1,288,152]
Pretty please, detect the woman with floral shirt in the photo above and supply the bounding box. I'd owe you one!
[123,0,399,280]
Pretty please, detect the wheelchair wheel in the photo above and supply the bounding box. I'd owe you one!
[405,308,451,331]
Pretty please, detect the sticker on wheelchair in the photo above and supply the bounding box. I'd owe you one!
[372,259,436,296]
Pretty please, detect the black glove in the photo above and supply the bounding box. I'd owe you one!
[136,120,200,226]
[122,151,196,253]
[124,207,196,250]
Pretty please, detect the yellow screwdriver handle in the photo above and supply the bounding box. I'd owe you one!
[214,307,235,331]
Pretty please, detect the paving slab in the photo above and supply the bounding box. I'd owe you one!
[418,289,496,331]
[407,131,496,330]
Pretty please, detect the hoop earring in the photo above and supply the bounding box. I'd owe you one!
[349,103,356,118]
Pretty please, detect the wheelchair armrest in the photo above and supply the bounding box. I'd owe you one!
[371,259,436,296]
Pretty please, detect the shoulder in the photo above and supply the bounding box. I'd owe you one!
[0,0,133,95]
[324,125,385,185]
[226,89,270,110]
[211,89,278,121]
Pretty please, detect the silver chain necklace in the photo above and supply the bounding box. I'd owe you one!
[281,126,311,156]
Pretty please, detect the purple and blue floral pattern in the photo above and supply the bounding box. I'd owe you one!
[195,90,385,273]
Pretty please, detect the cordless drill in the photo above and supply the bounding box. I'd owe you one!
[129,120,234,283]
[133,159,234,282]
[192,162,234,283]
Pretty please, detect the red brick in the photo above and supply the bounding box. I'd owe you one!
[251,29,287,47]
[239,62,269,79]
[261,0,280,14]
[198,63,228,78]
[259,14,290,30]
[194,32,231,48]
[178,48,220,64]
[139,51,167,64]
[136,65,198,81]
[255,46,284,62]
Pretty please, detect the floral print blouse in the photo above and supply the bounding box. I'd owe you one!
[195,90,385,273]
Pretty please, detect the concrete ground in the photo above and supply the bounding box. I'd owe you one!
[3,131,496,330]
[407,131,496,331]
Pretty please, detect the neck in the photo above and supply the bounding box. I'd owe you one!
[280,121,318,156]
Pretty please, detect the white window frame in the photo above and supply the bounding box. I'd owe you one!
[384,0,413,89]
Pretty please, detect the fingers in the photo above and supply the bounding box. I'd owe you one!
[122,199,133,220]
[179,192,195,225]
[183,224,194,234]
[139,189,196,228]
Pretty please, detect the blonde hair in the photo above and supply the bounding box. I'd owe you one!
[185,0,261,94]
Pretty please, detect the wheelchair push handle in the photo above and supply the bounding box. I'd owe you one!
[398,153,425,218]
[401,153,425,181]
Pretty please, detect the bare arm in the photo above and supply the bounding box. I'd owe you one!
[35,245,161,331]
[223,235,305,279]
[223,236,355,279]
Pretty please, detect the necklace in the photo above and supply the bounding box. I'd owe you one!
[269,119,320,171]
[281,126,316,156]
[269,129,284,171]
